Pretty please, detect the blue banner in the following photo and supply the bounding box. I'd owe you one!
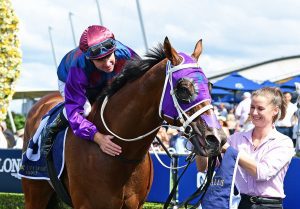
[0,149,299,209]
[0,149,22,193]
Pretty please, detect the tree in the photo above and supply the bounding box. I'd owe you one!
[5,111,25,131]
[0,0,22,122]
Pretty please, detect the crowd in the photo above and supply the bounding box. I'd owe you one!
[152,91,299,156]
[152,126,191,154]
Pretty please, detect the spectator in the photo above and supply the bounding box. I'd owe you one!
[14,128,24,149]
[235,92,251,128]
[217,116,230,137]
[227,108,237,134]
[219,103,228,118]
[276,92,297,145]
[169,131,189,154]
[154,127,170,151]
[0,121,15,148]
[0,122,8,148]
[213,105,220,116]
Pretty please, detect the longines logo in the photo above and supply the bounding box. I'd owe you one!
[0,157,22,180]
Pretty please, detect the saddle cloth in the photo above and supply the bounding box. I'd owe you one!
[19,103,67,180]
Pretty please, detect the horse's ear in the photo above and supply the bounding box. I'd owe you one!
[164,36,182,66]
[191,39,203,61]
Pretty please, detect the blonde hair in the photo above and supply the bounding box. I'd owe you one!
[251,87,287,123]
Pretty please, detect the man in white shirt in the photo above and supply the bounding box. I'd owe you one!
[235,92,251,129]
[276,92,297,144]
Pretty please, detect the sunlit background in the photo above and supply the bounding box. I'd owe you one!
[9,0,300,112]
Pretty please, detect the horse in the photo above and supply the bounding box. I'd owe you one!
[21,37,227,209]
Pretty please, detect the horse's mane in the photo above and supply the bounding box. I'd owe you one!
[98,43,166,101]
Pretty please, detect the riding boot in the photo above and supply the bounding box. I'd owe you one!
[41,111,68,155]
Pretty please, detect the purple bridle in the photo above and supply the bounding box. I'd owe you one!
[159,53,220,131]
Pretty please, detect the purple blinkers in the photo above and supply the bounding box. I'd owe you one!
[160,53,211,119]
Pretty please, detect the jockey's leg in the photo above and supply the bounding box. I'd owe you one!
[41,109,68,155]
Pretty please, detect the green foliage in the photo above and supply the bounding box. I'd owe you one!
[0,193,24,209]
[0,193,164,209]
[0,0,22,123]
[5,111,25,131]
[143,202,163,208]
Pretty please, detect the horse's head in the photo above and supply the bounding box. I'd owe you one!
[160,37,227,157]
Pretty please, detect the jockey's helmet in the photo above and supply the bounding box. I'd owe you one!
[79,25,116,60]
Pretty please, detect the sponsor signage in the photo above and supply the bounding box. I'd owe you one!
[0,149,22,193]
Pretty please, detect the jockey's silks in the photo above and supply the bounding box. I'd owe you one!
[57,41,138,141]
[201,146,240,209]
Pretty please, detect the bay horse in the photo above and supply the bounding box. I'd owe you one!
[21,37,226,209]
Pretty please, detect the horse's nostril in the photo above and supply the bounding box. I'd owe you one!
[205,135,221,156]
[206,135,220,149]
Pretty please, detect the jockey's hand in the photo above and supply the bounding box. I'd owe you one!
[94,132,122,156]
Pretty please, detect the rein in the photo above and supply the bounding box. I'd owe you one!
[100,61,213,141]
[150,143,189,170]
[163,154,220,209]
[100,96,162,141]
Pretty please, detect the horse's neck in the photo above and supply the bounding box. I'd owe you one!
[97,66,166,158]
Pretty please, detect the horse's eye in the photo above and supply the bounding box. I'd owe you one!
[174,78,198,103]
[176,87,191,102]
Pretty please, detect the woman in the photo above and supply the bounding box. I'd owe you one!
[197,87,295,209]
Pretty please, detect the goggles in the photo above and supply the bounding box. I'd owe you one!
[85,38,116,59]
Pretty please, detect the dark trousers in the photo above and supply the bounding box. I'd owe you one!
[239,194,283,209]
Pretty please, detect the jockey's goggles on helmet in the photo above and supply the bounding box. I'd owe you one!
[85,38,116,60]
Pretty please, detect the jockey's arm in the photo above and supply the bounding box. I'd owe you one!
[64,67,122,156]
[64,67,98,140]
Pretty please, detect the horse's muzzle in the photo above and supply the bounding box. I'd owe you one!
[188,122,226,157]
[189,134,221,157]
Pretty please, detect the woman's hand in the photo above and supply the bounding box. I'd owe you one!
[221,142,230,153]
[94,132,122,156]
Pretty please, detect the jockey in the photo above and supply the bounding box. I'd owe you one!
[41,25,138,156]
